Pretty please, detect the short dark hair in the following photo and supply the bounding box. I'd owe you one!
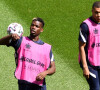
[32,17,45,27]
[92,1,100,9]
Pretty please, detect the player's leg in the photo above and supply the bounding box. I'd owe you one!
[18,83,43,90]
[40,84,46,90]
[98,69,100,89]
[18,80,47,90]
[30,83,46,90]
[18,83,29,90]
[86,66,99,90]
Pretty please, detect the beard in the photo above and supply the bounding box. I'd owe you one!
[30,33,36,38]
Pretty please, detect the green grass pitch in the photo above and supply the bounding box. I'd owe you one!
[0,0,96,90]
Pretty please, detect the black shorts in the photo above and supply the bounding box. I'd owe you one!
[18,80,46,90]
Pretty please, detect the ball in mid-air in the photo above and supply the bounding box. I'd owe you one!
[7,23,23,36]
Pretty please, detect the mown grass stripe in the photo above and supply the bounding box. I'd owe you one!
[46,52,89,90]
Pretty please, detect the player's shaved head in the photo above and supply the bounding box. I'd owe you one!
[92,1,100,9]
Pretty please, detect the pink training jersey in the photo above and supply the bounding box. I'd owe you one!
[79,18,100,66]
[15,37,51,86]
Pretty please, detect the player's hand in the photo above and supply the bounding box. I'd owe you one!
[83,67,90,79]
[36,71,47,81]
[11,34,20,41]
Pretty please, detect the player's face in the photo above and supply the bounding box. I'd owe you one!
[30,21,43,37]
[92,7,100,23]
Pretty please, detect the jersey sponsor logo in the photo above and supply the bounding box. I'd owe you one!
[19,56,45,68]
[96,43,100,47]
[93,28,98,34]
[91,43,100,48]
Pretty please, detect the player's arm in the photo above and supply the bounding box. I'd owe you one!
[36,50,56,81]
[45,51,56,75]
[36,61,56,81]
[0,34,20,45]
[79,41,89,79]
[41,61,56,75]
[79,22,89,79]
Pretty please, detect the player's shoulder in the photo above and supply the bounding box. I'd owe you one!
[80,17,97,29]
[80,22,88,29]
[80,22,89,34]
[35,39,51,46]
[26,37,45,45]
[80,18,91,33]
[43,42,52,49]
[80,18,90,28]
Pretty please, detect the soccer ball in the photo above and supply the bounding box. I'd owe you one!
[7,23,23,36]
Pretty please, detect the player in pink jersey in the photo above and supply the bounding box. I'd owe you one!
[79,1,100,90]
[0,17,56,90]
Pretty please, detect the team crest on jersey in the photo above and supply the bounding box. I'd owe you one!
[25,43,31,49]
[91,43,95,48]
[93,28,98,34]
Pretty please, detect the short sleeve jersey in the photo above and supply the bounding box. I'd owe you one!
[79,21,89,43]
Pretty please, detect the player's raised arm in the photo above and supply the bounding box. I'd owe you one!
[0,34,20,45]
[0,23,23,45]
[0,35,11,45]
